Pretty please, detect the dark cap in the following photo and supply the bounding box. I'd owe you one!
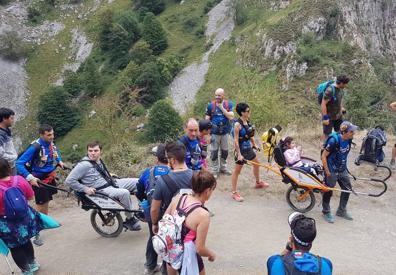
[199,119,212,132]
[340,121,358,133]
[288,212,316,247]
[152,144,168,164]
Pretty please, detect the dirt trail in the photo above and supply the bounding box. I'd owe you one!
[1,138,395,275]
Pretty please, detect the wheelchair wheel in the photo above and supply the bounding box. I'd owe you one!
[90,210,123,238]
[286,186,315,213]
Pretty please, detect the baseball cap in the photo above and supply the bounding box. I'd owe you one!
[340,121,358,133]
[152,144,167,164]
[288,212,316,247]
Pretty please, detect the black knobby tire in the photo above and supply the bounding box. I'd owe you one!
[90,209,123,238]
[286,186,316,213]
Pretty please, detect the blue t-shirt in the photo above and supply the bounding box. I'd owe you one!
[325,134,351,173]
[138,165,170,194]
[177,136,202,170]
[267,252,333,275]
[206,100,233,135]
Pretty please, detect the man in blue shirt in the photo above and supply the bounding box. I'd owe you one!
[177,118,203,171]
[136,144,170,275]
[267,212,333,275]
[321,121,357,223]
[16,124,64,245]
[205,88,234,178]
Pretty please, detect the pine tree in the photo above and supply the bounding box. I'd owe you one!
[146,100,183,142]
[37,86,80,137]
[142,12,168,55]
[134,0,165,15]
[81,58,104,97]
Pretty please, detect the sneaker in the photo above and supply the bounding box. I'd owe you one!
[255,181,269,189]
[33,235,44,246]
[30,260,40,272]
[220,168,232,175]
[124,217,142,231]
[390,159,395,170]
[213,172,219,179]
[144,264,161,275]
[323,212,335,223]
[336,211,353,221]
[232,192,244,202]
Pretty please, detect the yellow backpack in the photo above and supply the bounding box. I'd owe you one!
[262,125,282,161]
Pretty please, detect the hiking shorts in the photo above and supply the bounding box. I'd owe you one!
[32,172,57,205]
[240,147,256,163]
[323,119,343,135]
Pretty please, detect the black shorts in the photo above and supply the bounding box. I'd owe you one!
[32,182,57,205]
[241,147,256,162]
[323,119,343,135]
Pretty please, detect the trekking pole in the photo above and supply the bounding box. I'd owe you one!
[244,160,282,176]
[3,255,15,274]
[37,180,71,193]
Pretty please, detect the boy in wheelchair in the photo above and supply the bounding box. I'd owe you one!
[65,141,141,231]
[275,137,323,177]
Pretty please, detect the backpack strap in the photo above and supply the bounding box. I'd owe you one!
[80,159,116,187]
[238,118,251,142]
[224,100,230,111]
[211,100,230,114]
[211,100,216,114]
[162,174,179,197]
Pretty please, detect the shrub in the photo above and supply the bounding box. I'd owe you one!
[130,40,154,65]
[134,0,165,15]
[0,0,10,5]
[233,0,248,26]
[37,86,80,137]
[0,31,29,60]
[63,70,84,96]
[134,60,165,105]
[98,9,114,52]
[146,99,183,142]
[183,17,199,32]
[80,58,104,97]
[142,12,168,55]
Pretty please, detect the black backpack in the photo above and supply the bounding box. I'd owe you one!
[17,141,42,173]
[355,126,386,166]
[281,253,322,275]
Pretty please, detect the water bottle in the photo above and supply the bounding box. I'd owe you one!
[139,199,151,222]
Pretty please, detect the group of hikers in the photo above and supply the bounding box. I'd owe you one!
[0,75,395,274]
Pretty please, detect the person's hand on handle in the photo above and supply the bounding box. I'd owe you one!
[58,161,65,169]
[85,187,96,195]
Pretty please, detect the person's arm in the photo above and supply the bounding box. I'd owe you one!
[390,102,396,112]
[195,212,216,261]
[205,103,212,121]
[321,149,331,177]
[321,87,332,125]
[0,140,17,165]
[150,199,162,234]
[15,145,39,186]
[234,123,243,161]
[218,101,234,120]
[17,176,35,201]
[55,145,64,168]
[64,163,92,193]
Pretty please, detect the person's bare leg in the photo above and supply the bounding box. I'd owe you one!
[231,164,243,192]
[200,268,206,275]
[35,202,49,215]
[252,157,260,183]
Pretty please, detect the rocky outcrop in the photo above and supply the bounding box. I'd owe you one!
[338,0,396,83]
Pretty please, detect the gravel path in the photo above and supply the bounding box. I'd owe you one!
[170,0,235,114]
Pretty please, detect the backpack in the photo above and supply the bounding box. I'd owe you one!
[281,252,322,275]
[17,141,42,173]
[0,177,28,220]
[210,100,230,114]
[152,194,202,270]
[262,125,282,161]
[355,126,386,165]
[321,132,352,157]
[146,166,169,204]
[316,80,336,105]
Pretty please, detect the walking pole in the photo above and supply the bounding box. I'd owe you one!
[3,255,15,274]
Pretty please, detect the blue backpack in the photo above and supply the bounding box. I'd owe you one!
[316,81,336,105]
[0,177,28,220]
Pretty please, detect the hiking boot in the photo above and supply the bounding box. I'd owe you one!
[124,217,141,231]
[336,211,353,221]
[33,235,44,246]
[220,168,232,176]
[255,181,269,189]
[232,192,244,202]
[144,264,161,275]
[323,213,335,223]
[30,260,40,272]
[390,159,396,170]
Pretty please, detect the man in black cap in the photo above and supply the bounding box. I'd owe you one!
[136,144,170,275]
[267,212,333,274]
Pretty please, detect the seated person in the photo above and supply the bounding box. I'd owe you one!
[267,212,333,274]
[282,137,321,175]
[65,141,141,231]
